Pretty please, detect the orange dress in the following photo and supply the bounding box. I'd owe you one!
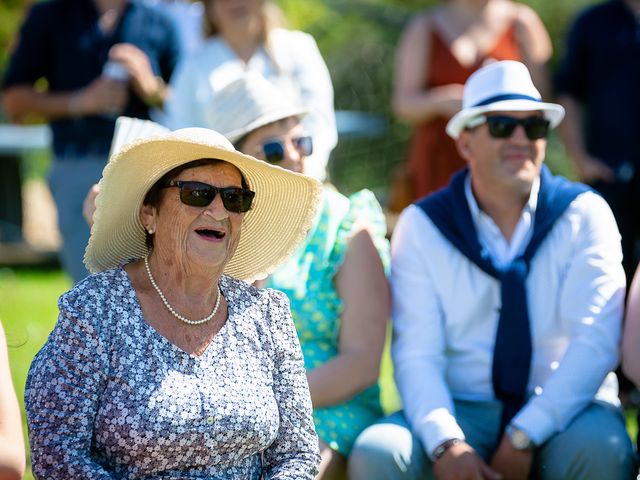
[406,24,522,202]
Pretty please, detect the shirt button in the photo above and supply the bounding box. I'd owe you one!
[206,416,215,425]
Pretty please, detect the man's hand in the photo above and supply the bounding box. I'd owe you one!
[571,153,616,184]
[434,441,502,480]
[490,435,533,480]
[71,76,129,116]
[109,43,166,106]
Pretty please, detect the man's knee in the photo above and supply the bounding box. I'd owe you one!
[535,403,637,479]
[348,413,429,480]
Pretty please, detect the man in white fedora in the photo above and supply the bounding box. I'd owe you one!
[348,60,636,479]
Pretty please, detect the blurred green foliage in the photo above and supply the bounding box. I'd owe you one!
[1,0,602,194]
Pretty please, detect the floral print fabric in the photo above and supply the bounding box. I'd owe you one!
[264,187,390,455]
[25,268,320,479]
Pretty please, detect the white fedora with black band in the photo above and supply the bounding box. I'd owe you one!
[446,60,565,139]
[85,127,321,283]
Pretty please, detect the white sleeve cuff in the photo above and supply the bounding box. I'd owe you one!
[415,407,466,458]
[512,403,557,445]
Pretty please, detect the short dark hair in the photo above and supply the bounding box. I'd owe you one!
[142,158,249,249]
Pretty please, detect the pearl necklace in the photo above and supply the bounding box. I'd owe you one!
[144,255,221,326]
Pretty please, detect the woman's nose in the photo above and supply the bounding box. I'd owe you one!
[283,140,303,172]
[204,193,229,220]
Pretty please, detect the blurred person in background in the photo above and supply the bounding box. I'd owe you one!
[388,0,552,213]
[165,0,337,183]
[25,127,321,479]
[555,0,640,414]
[144,0,204,58]
[555,0,640,287]
[1,0,180,284]
[0,321,25,480]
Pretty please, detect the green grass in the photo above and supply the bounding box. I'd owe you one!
[379,327,401,414]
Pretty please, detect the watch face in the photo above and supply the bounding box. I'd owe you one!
[509,427,532,450]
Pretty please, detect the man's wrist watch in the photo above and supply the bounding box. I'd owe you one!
[505,424,534,451]
[431,438,462,461]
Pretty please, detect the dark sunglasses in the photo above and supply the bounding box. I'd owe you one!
[467,115,550,140]
[262,136,313,164]
[162,180,255,213]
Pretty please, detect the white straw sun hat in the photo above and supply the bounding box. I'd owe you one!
[204,71,309,143]
[446,60,565,139]
[84,127,321,282]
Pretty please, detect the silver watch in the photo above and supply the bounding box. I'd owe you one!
[505,424,533,450]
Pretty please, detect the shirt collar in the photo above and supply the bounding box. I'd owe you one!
[464,172,540,223]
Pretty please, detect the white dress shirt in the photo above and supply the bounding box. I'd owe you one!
[391,176,624,456]
[165,28,337,182]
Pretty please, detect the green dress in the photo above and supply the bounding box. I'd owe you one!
[264,186,390,455]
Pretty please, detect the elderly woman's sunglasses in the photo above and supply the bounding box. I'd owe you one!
[162,180,255,213]
[467,115,550,140]
[262,136,313,164]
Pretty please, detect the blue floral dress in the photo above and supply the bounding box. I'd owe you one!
[264,186,390,455]
[25,269,320,479]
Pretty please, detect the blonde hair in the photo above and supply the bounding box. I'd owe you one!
[202,1,285,72]
[203,1,284,39]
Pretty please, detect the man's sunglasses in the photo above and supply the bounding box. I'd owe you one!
[466,115,550,140]
[262,136,313,164]
[162,180,255,213]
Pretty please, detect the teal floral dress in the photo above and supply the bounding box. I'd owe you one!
[264,186,390,455]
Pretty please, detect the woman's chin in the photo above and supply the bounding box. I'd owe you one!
[184,245,229,272]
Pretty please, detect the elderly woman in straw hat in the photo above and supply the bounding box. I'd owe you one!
[205,72,391,480]
[24,127,322,479]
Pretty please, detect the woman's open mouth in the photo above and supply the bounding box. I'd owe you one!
[195,228,226,241]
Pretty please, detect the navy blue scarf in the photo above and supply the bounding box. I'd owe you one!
[417,165,589,433]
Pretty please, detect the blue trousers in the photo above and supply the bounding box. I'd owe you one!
[348,400,636,480]
[48,156,106,285]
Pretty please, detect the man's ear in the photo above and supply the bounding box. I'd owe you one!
[455,131,473,164]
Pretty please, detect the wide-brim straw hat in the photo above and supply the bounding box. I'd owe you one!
[204,71,309,143]
[446,60,565,139]
[85,126,321,282]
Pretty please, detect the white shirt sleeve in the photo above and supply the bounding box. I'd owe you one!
[164,55,207,130]
[271,29,337,182]
[391,206,465,456]
[512,192,625,444]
